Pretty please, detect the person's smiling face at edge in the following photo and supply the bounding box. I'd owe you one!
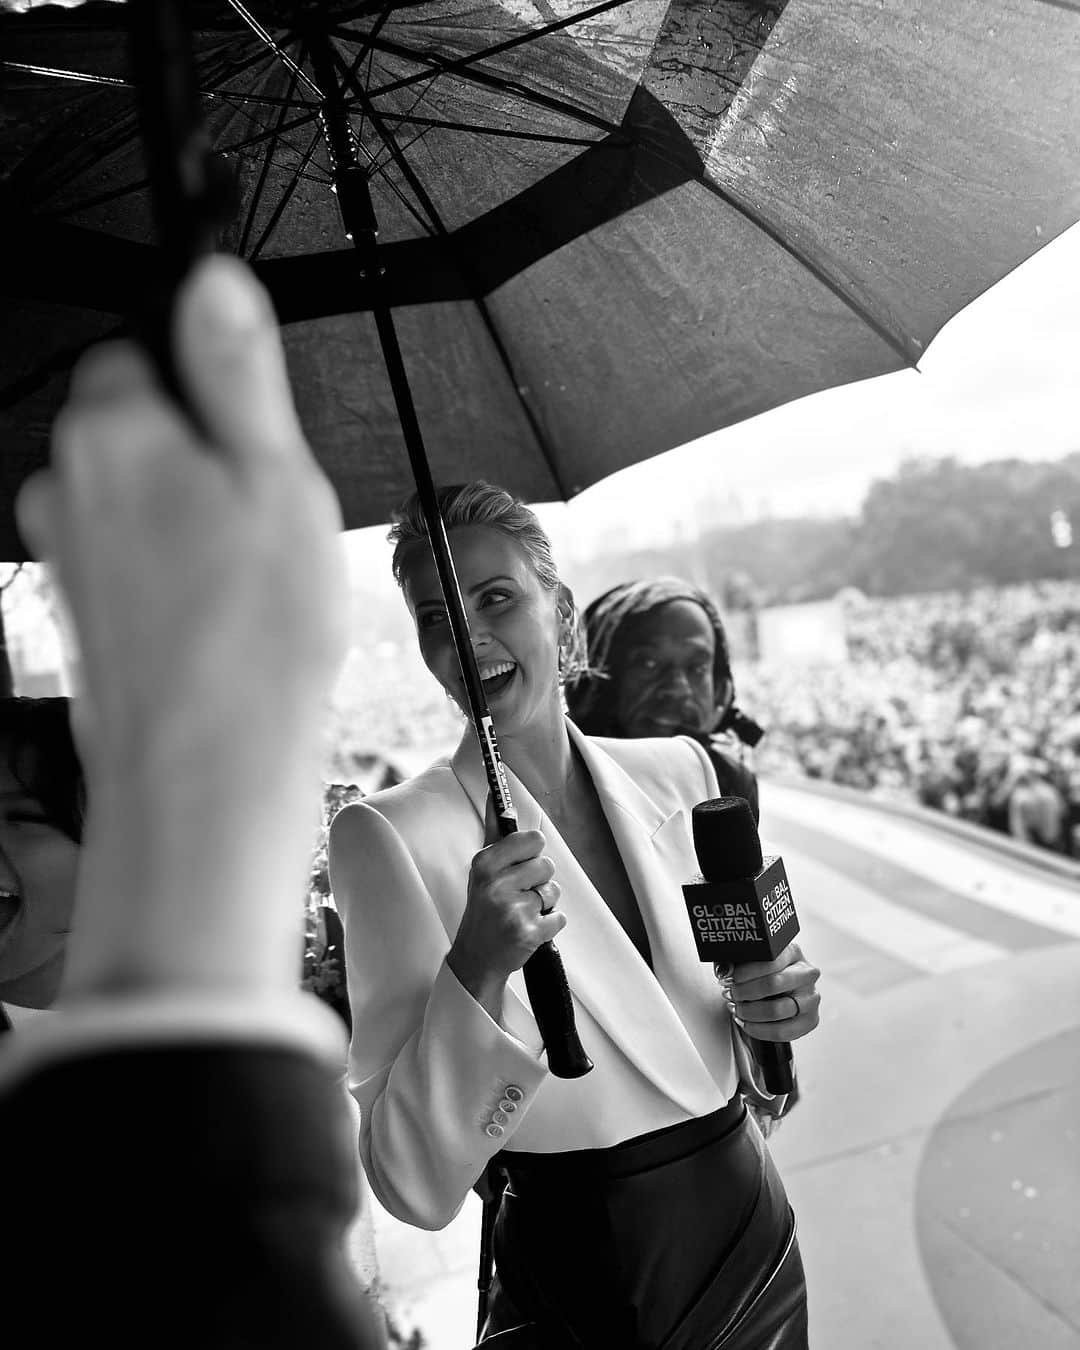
[402,525,565,750]
[609,599,729,739]
[0,757,81,1009]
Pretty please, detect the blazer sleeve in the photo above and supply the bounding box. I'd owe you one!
[4,1044,387,1350]
[331,800,548,1230]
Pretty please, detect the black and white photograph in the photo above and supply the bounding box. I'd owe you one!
[1,3,1078,1348]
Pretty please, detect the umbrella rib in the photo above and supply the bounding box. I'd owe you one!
[199,40,305,99]
[338,33,622,138]
[247,129,324,262]
[372,113,609,148]
[1,61,312,110]
[347,71,566,492]
[4,95,144,215]
[345,0,397,142]
[363,53,447,177]
[207,90,331,179]
[224,0,323,101]
[691,173,923,366]
[214,109,324,157]
[332,49,444,237]
[363,154,442,241]
[197,39,321,108]
[344,0,632,103]
[0,323,126,412]
[0,61,129,88]
[50,176,151,219]
[207,89,320,108]
[236,46,309,256]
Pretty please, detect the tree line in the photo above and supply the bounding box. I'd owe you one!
[573,452,1080,608]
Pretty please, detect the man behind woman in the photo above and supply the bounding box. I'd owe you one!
[567,576,763,820]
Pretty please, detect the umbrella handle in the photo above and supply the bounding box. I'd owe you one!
[126,0,234,408]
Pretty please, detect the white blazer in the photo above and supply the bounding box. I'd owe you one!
[331,719,740,1230]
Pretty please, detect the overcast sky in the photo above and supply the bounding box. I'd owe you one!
[346,218,1080,579]
[561,218,1080,537]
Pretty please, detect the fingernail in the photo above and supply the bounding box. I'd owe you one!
[186,255,269,336]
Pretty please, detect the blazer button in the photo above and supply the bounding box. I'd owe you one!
[497,1098,517,1113]
[492,1109,508,1126]
[504,1085,524,1102]
[484,1122,504,1139]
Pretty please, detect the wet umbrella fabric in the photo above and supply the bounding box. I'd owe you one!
[2,0,1080,559]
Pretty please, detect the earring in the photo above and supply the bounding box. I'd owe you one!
[557,619,572,683]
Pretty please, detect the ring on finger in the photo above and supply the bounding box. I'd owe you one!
[533,882,558,915]
[788,993,801,1020]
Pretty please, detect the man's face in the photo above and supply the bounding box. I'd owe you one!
[610,600,726,738]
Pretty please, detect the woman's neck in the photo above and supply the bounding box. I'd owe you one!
[499,708,578,808]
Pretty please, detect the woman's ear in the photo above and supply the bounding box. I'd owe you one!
[555,583,581,684]
[556,582,576,627]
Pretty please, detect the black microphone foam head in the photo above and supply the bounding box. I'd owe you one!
[691,797,763,881]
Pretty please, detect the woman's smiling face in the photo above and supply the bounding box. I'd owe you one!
[401,525,564,742]
[0,757,81,1008]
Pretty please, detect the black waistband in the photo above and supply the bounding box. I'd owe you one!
[501,1096,746,1188]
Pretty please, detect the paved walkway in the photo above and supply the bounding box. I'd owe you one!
[359,781,1080,1348]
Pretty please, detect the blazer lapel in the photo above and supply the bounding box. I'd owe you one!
[569,726,734,1100]
[451,726,724,1116]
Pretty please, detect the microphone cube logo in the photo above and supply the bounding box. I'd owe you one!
[682,858,800,963]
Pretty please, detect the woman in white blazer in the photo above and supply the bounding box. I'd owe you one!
[331,483,822,1350]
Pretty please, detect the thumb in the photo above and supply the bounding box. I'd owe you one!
[173,255,308,467]
[14,470,59,567]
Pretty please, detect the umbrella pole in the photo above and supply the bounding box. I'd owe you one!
[307,31,591,1081]
[126,0,231,410]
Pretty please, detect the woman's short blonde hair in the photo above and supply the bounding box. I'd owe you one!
[388,481,589,683]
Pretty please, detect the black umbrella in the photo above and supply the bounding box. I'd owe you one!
[4,0,1080,561]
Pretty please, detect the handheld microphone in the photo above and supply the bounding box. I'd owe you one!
[682,797,798,1094]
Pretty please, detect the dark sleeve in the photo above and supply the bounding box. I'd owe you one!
[705,744,761,824]
[4,1045,388,1350]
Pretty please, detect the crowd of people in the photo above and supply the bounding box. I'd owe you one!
[750,581,1080,856]
[322,578,1080,861]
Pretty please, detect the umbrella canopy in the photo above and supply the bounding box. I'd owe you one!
[2,0,1080,561]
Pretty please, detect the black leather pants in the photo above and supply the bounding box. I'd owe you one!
[484,1100,809,1350]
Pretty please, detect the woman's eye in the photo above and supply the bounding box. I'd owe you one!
[479,589,512,608]
[639,656,659,672]
[418,609,447,630]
